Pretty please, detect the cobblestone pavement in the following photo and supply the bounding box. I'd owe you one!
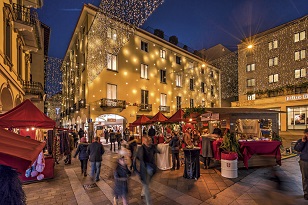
[23,144,307,205]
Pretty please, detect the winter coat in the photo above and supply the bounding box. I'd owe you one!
[87,142,105,162]
[128,139,137,158]
[114,163,131,197]
[148,127,156,137]
[116,132,122,142]
[78,129,85,139]
[294,139,308,162]
[74,143,89,160]
[169,135,180,153]
[110,132,116,142]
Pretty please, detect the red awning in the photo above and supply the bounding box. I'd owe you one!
[0,128,45,173]
[147,111,168,123]
[0,99,55,128]
[131,115,150,126]
[165,109,186,123]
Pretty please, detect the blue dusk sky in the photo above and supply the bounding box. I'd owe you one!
[37,0,308,59]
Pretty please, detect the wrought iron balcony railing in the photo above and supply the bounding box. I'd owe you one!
[159,105,170,113]
[100,98,126,110]
[138,104,152,112]
[22,81,44,99]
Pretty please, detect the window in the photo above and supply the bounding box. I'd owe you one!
[201,100,205,107]
[211,102,215,108]
[247,94,256,100]
[160,93,167,106]
[295,49,306,61]
[201,82,205,93]
[268,40,278,50]
[294,31,306,42]
[211,85,214,96]
[295,68,306,78]
[190,99,194,108]
[160,70,166,83]
[17,40,22,79]
[141,90,149,105]
[189,79,194,90]
[176,96,181,110]
[107,27,117,41]
[141,64,148,79]
[247,79,255,87]
[176,56,181,65]
[107,53,117,71]
[5,18,12,61]
[246,63,255,72]
[175,74,182,87]
[107,84,117,99]
[201,68,205,74]
[160,49,166,59]
[210,70,214,78]
[141,41,148,52]
[188,62,194,69]
[269,57,278,67]
[269,74,279,83]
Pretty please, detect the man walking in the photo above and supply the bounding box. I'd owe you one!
[294,128,308,200]
[87,137,105,182]
[148,126,156,144]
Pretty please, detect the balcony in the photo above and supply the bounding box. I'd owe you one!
[12,3,42,52]
[22,81,44,101]
[138,104,152,112]
[159,106,170,113]
[100,98,126,111]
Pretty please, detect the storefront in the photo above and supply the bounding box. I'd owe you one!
[94,114,126,137]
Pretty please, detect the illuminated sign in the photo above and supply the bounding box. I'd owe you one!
[285,93,308,101]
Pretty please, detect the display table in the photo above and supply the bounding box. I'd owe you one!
[156,144,172,170]
[183,148,200,179]
[239,140,282,169]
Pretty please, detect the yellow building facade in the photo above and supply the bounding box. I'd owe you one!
[0,0,45,113]
[61,4,221,133]
[232,15,308,131]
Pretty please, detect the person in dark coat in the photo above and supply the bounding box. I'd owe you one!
[116,130,122,150]
[133,136,160,205]
[169,131,180,170]
[74,137,89,176]
[113,157,131,205]
[128,136,137,170]
[78,128,85,139]
[294,128,308,200]
[104,129,109,144]
[109,129,116,152]
[148,126,156,144]
[87,137,105,182]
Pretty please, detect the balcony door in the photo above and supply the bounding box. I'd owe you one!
[107,84,117,99]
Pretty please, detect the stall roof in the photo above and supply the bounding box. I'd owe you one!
[147,111,168,123]
[205,107,285,114]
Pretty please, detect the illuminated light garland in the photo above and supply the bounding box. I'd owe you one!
[45,56,63,98]
[87,0,164,83]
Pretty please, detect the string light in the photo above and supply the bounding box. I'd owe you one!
[45,56,63,98]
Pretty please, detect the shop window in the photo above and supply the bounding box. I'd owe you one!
[288,106,308,130]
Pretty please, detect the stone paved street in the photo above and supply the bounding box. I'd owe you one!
[23,143,307,205]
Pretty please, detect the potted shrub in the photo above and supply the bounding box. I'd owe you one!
[169,35,178,45]
[154,29,164,39]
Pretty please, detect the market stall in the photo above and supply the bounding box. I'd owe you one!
[0,99,56,182]
[146,111,168,144]
[131,115,150,143]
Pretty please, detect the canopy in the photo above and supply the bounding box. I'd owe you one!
[0,99,55,128]
[147,111,168,123]
[165,109,186,123]
[131,115,150,126]
[0,128,45,173]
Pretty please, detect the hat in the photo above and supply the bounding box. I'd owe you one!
[80,137,87,143]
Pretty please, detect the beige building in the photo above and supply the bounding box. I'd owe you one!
[60,4,221,135]
[232,14,308,131]
[0,0,47,113]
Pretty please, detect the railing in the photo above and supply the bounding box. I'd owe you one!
[100,98,126,109]
[138,104,152,112]
[159,105,170,113]
[22,81,44,98]
[12,3,37,26]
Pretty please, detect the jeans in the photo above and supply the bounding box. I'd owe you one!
[90,161,101,181]
[300,160,308,196]
[141,182,151,205]
[110,141,116,151]
[80,159,88,174]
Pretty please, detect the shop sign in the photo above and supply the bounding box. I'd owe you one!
[107,118,116,122]
[285,93,308,101]
[201,113,219,121]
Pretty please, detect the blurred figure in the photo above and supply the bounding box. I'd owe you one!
[183,128,193,147]
[116,130,122,150]
[78,128,85,139]
[133,136,160,205]
[87,137,105,182]
[124,127,130,142]
[294,128,308,200]
[74,137,89,177]
[65,133,75,165]
[113,157,131,205]
[110,130,116,152]
[148,126,156,144]
[169,131,180,170]
[128,136,137,170]
[201,129,213,169]
[0,165,26,205]
[104,129,109,144]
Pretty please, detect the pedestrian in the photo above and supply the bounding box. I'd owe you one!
[294,128,308,200]
[116,130,122,150]
[148,126,156,144]
[113,156,131,205]
[78,128,85,139]
[74,137,89,177]
[133,136,160,205]
[124,127,130,141]
[128,136,137,170]
[201,129,213,169]
[110,129,116,152]
[72,129,79,148]
[87,136,105,182]
[105,129,109,144]
[169,131,180,170]
[65,133,75,165]
[183,128,193,147]
[0,165,26,205]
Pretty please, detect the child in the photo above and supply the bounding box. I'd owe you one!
[113,157,131,205]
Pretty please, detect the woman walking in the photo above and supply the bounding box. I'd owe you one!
[74,137,89,176]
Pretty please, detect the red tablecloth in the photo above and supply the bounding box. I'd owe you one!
[239,141,282,169]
